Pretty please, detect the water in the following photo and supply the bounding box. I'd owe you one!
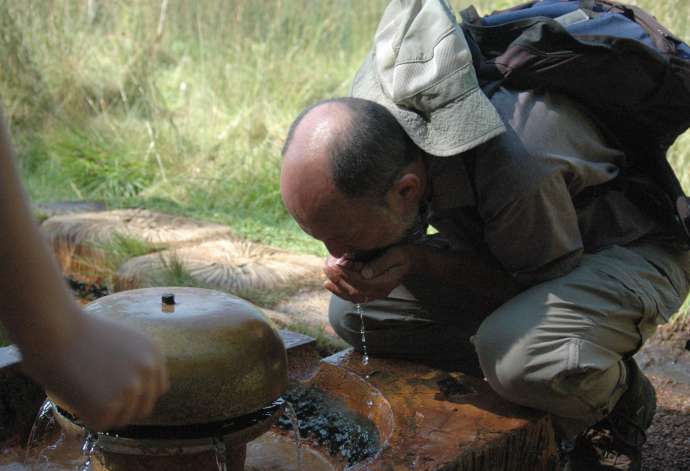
[283,403,303,471]
[276,386,380,466]
[24,400,59,469]
[212,437,227,471]
[354,303,369,366]
[78,432,96,471]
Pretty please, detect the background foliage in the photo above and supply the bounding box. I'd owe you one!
[1,0,688,256]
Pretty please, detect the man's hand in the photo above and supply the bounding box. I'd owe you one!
[25,313,169,431]
[323,245,413,303]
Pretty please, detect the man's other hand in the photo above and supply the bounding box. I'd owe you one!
[323,246,412,303]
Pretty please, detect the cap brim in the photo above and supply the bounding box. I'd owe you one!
[351,52,505,157]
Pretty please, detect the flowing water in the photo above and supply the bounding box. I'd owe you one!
[283,403,303,471]
[10,400,339,471]
[78,432,96,471]
[212,437,228,471]
[355,303,374,408]
[354,303,369,366]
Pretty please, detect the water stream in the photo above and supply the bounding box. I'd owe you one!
[284,403,303,471]
[24,400,58,469]
[355,303,374,409]
[14,400,341,471]
[354,303,369,367]
[212,437,228,471]
[78,432,96,471]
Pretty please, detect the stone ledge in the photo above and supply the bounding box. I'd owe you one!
[41,209,233,282]
[317,349,559,470]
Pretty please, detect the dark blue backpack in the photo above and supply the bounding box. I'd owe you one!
[460,0,690,246]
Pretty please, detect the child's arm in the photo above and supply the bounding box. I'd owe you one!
[0,107,168,431]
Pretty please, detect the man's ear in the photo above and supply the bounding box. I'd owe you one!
[387,172,422,213]
[396,173,421,201]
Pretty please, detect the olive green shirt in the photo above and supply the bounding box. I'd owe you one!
[426,88,669,286]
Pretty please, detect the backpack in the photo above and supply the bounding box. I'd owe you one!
[459,0,690,247]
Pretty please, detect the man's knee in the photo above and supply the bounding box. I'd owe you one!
[474,317,624,420]
[328,295,359,348]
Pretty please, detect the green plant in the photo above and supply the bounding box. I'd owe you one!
[2,0,687,256]
[91,232,161,290]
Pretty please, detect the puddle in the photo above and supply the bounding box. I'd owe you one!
[277,385,379,466]
[2,430,336,471]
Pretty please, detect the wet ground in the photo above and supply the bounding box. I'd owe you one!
[64,278,689,469]
[636,317,690,470]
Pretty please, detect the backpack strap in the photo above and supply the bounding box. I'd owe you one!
[459,5,481,25]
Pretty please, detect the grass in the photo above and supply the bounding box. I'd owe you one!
[2,0,686,259]
[0,1,687,343]
[94,232,163,290]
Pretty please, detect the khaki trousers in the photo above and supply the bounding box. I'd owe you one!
[329,242,690,427]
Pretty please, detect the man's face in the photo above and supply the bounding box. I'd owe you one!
[290,190,419,261]
[280,102,425,260]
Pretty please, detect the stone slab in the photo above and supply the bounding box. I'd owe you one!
[273,288,331,328]
[315,349,558,470]
[279,330,320,382]
[114,238,324,299]
[34,201,107,218]
[41,209,233,282]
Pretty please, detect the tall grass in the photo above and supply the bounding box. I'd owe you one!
[1,0,688,256]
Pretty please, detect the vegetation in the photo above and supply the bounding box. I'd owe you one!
[94,232,162,290]
[2,0,687,257]
[0,0,688,343]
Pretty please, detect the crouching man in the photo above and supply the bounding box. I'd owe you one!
[279,1,690,469]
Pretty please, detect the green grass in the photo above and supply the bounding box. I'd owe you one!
[94,232,163,290]
[1,0,688,261]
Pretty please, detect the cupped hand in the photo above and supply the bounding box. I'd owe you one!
[323,245,412,303]
[29,313,169,431]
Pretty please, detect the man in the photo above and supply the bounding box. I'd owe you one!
[280,1,690,469]
[0,106,169,431]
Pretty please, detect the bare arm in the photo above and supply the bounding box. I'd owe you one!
[0,108,168,430]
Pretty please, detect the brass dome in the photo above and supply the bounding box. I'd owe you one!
[68,287,287,426]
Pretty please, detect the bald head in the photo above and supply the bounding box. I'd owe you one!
[280,98,428,257]
[281,97,420,200]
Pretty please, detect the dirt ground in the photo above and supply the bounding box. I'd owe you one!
[636,317,690,470]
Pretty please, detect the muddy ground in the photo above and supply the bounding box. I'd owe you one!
[636,317,690,470]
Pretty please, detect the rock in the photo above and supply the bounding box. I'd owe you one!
[41,209,232,282]
[114,239,324,301]
[273,288,331,329]
[34,201,106,219]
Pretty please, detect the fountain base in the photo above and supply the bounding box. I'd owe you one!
[52,399,285,471]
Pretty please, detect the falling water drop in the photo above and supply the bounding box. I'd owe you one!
[78,431,97,471]
[354,303,369,366]
[213,437,228,471]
